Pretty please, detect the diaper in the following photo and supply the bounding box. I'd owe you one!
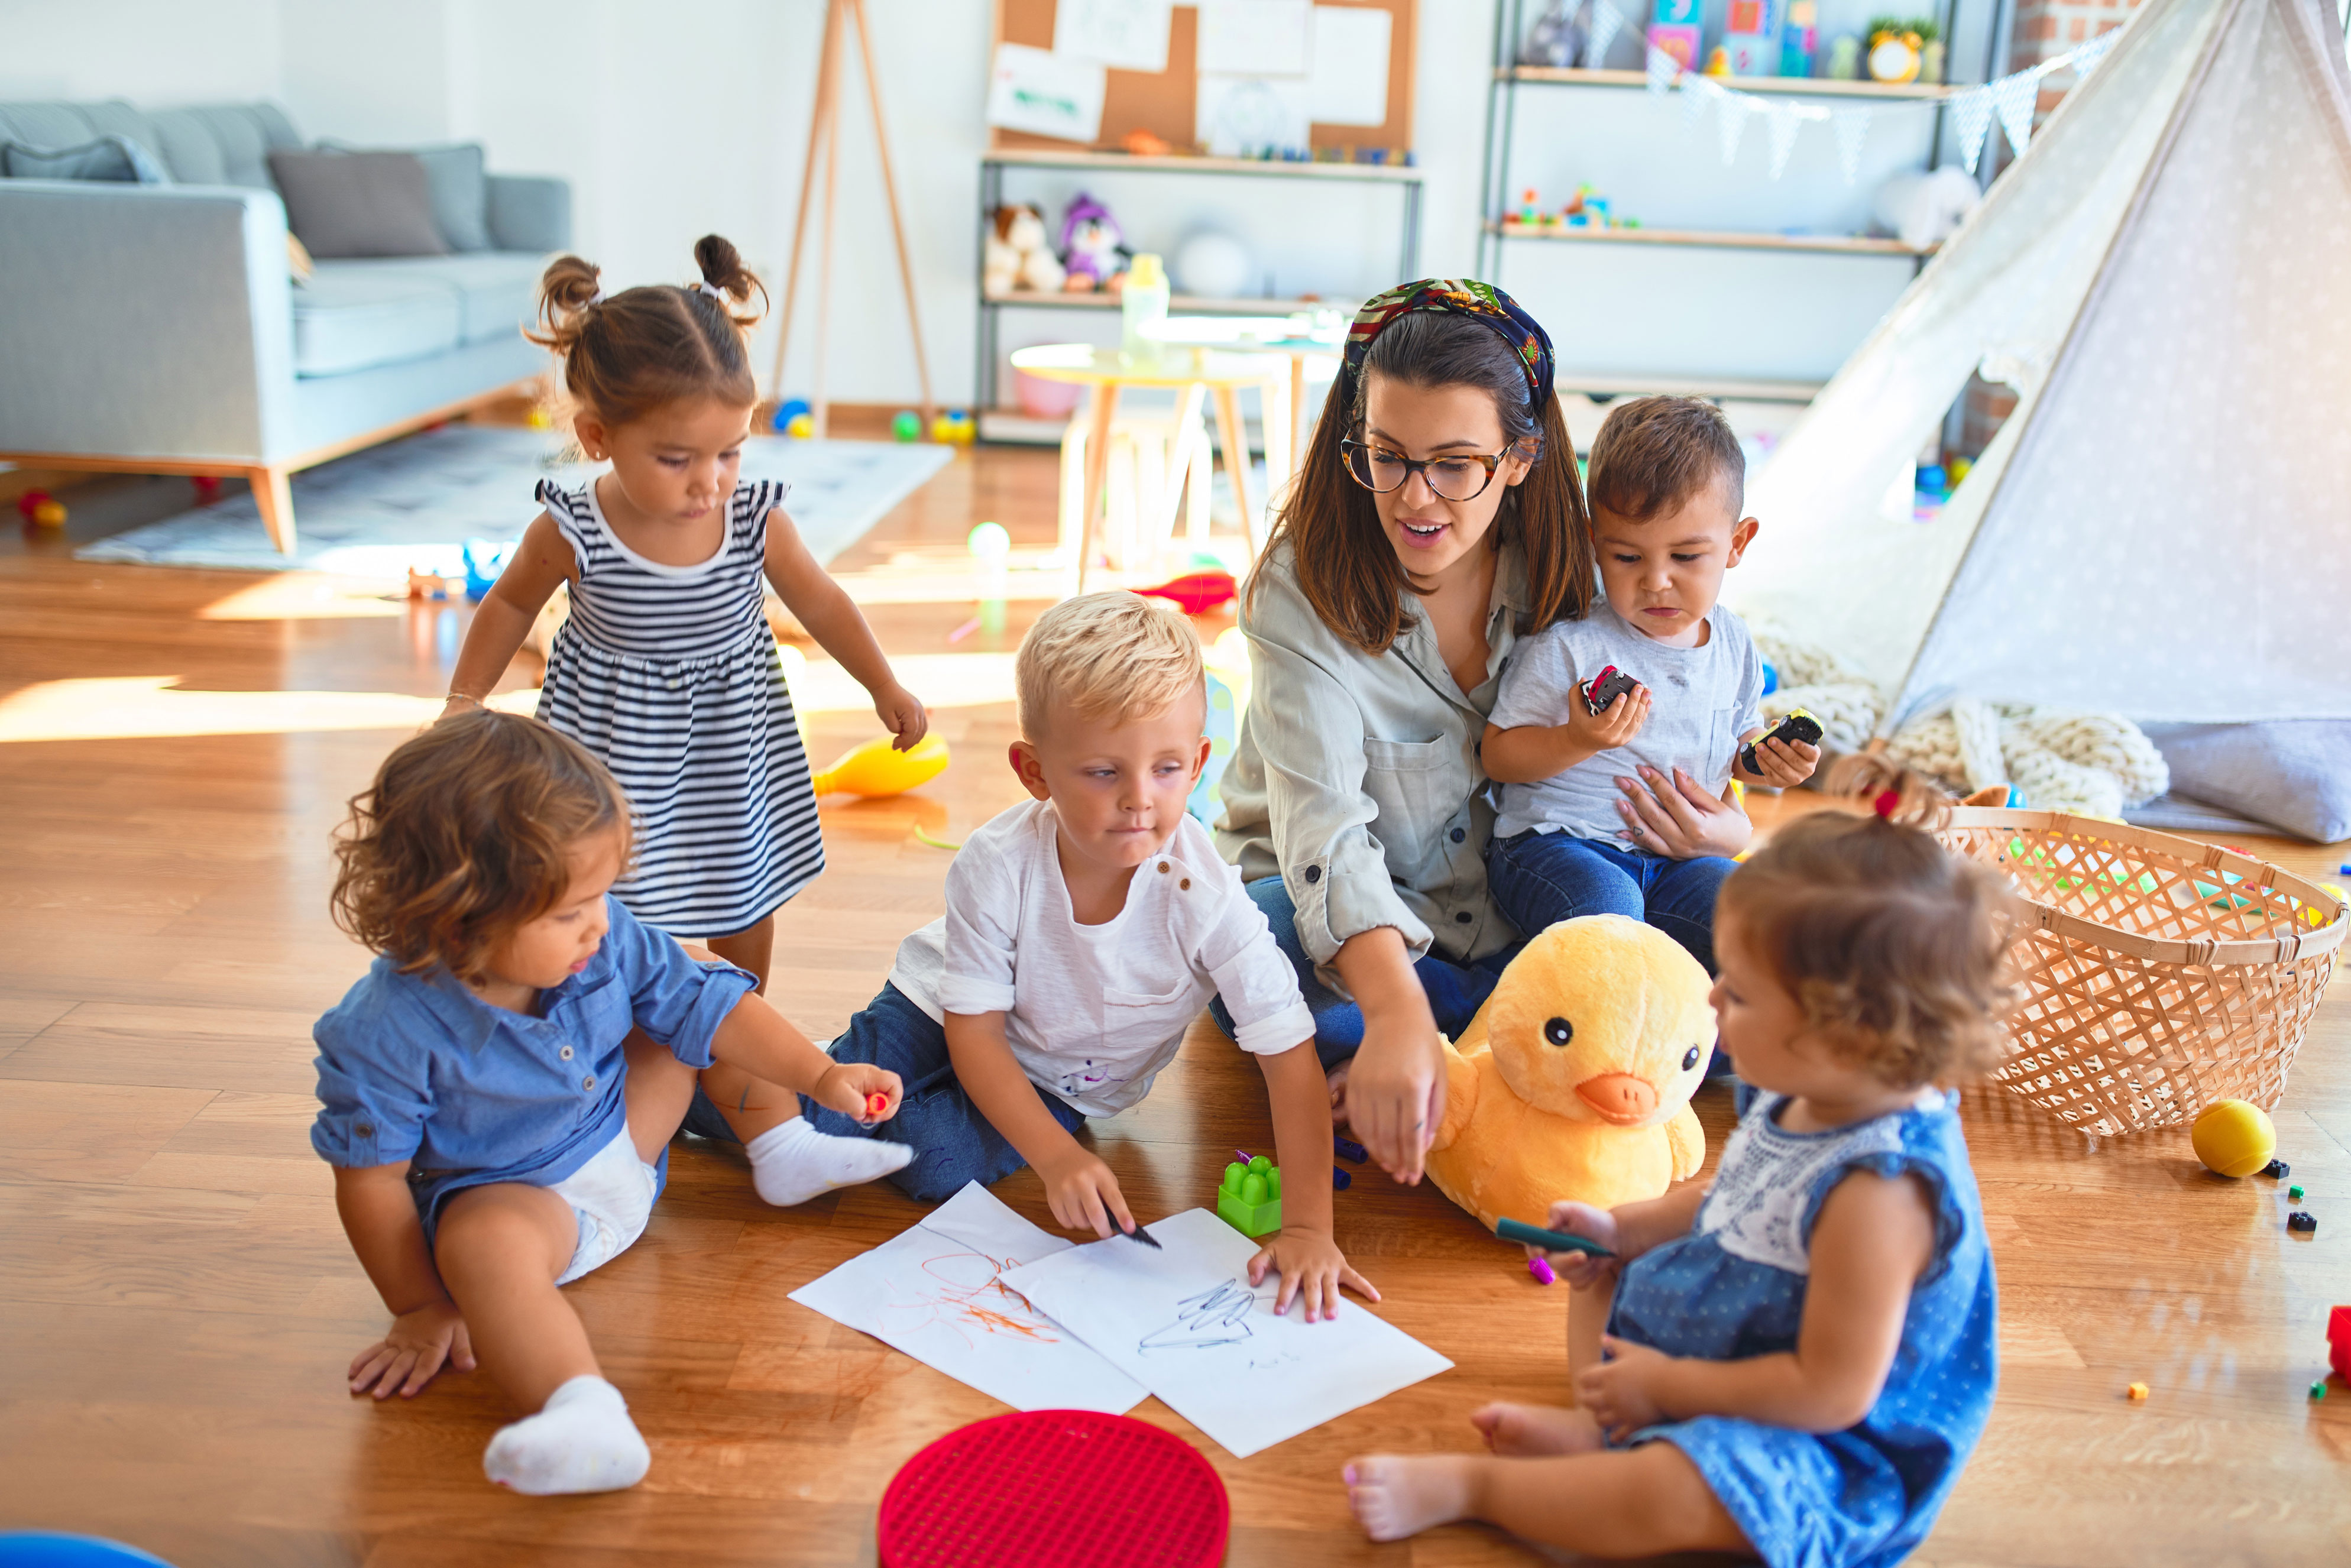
[548,1126,659,1285]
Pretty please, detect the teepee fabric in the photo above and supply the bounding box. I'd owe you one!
[1730,0,2351,730]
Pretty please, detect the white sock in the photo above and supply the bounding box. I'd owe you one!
[483,1375,649,1495]
[743,1114,912,1207]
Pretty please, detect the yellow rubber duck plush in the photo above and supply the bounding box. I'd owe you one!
[1425,915,1714,1229]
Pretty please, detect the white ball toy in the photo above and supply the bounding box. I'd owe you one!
[1173,232,1252,301]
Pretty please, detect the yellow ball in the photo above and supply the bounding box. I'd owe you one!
[30,500,66,527]
[785,413,814,439]
[2191,1099,2276,1178]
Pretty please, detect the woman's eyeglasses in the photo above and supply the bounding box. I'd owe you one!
[1340,438,1513,503]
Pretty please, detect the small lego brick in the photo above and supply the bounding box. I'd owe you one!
[2126,1382,2149,1401]
[1528,1255,1556,1286]
[2290,1211,2318,1233]
[2291,1185,2307,1202]
[2313,1381,2330,1401]
[1217,1154,1283,1238]
[1335,1135,1368,1164]
[2264,1158,2291,1180]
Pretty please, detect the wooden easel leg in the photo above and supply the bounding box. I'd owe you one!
[847,0,935,426]
[247,465,296,556]
[769,0,844,401]
[1212,385,1256,552]
[1077,383,1121,595]
[811,70,840,440]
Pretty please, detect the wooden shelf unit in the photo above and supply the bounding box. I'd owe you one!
[1497,65,1956,99]
[983,146,1426,183]
[982,289,1339,315]
[1487,218,1934,257]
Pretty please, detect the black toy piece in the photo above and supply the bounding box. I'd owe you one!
[1740,708,1825,774]
[2289,1211,2318,1234]
[1583,665,1638,716]
[2265,1158,2292,1180]
[1335,1135,1368,1164]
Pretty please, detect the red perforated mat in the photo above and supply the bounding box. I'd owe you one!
[876,1410,1229,1568]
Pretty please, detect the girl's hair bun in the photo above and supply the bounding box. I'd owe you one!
[532,254,605,354]
[694,234,769,320]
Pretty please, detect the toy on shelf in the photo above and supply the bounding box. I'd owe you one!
[1724,0,1786,77]
[1866,17,1926,84]
[1520,0,1589,67]
[982,202,1066,296]
[810,733,950,798]
[1781,0,1818,76]
[1121,128,1173,157]
[1423,915,1714,1230]
[891,410,922,442]
[1172,231,1252,300]
[1059,192,1130,292]
[931,409,976,445]
[1826,34,1863,79]
[1135,569,1239,617]
[2190,1099,2277,1178]
[1704,44,1732,76]
[1217,1154,1283,1237]
[1649,0,1705,72]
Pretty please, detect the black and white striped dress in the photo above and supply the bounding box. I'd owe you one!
[535,477,822,935]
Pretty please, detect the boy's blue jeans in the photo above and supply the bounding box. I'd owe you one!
[1485,830,1734,976]
[1207,875,1523,1071]
[681,981,1086,1203]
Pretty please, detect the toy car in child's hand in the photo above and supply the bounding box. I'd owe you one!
[1740,708,1824,774]
[1583,666,1639,716]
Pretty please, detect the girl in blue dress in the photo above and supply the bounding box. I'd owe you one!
[1345,777,2015,1567]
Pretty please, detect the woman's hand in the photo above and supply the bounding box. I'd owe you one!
[1615,765,1753,860]
[1249,1226,1379,1323]
[1037,1146,1135,1239]
[874,683,930,750]
[1575,1335,1676,1441]
[348,1301,473,1399]
[1345,1007,1446,1184]
[1538,1200,1624,1290]
[811,1061,902,1126]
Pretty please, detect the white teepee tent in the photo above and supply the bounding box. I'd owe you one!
[1730,0,2351,733]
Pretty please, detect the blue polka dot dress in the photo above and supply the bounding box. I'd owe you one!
[1607,1084,1997,1568]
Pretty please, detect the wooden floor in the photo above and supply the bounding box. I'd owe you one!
[2,441,2348,1566]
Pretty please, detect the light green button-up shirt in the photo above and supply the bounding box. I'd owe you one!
[1215,539,1536,984]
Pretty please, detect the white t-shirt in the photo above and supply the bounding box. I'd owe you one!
[886,798,1315,1117]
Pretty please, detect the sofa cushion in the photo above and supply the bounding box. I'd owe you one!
[293,262,462,377]
[268,148,447,259]
[142,108,231,185]
[322,140,490,251]
[186,105,294,189]
[1,134,170,183]
[316,254,546,346]
[0,102,103,153]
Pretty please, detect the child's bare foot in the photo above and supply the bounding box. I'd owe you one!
[1470,1402,1603,1456]
[1343,1453,1479,1542]
[1326,1059,1351,1126]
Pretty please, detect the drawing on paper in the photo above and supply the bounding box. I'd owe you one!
[885,1247,1061,1349]
[1139,1279,1266,1352]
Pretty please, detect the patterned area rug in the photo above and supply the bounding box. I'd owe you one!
[76,426,955,575]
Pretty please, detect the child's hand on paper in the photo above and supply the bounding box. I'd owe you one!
[1039,1146,1136,1239]
[1538,1200,1623,1290]
[348,1300,474,1399]
[1575,1335,1674,1441]
[811,1061,902,1126]
[1249,1227,1379,1323]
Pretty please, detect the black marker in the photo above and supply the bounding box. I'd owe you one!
[1121,1222,1162,1249]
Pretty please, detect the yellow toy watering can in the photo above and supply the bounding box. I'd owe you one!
[811,733,950,798]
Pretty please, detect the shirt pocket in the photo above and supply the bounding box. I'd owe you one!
[1361,736,1465,841]
[1100,979,1202,1043]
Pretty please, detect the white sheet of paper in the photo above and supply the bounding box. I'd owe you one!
[1197,0,1311,75]
[985,41,1108,144]
[788,1183,1147,1415]
[1196,73,1313,157]
[1055,0,1174,72]
[1308,5,1394,127]
[1000,1207,1452,1458]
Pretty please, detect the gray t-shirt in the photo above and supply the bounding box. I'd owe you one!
[1488,601,1764,841]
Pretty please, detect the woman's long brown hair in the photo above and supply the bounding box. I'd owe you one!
[1253,310,1594,655]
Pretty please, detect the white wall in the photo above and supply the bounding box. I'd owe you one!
[0,0,281,103]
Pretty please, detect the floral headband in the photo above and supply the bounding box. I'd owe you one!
[1342,278,1556,412]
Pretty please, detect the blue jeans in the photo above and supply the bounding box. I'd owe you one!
[680,982,1087,1203]
[1207,875,1524,1071]
[1485,830,1734,976]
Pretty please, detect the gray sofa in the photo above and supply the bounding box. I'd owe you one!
[0,101,569,553]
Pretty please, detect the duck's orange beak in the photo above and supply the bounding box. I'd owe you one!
[1575,1073,1659,1125]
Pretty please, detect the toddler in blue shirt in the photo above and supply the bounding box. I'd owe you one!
[312,712,906,1495]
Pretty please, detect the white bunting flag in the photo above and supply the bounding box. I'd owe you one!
[1716,87,1751,166]
[1831,105,1873,185]
[1951,85,1994,174]
[1992,69,2039,160]
[1765,101,1802,179]
[2070,28,2117,79]
[1647,44,1681,96]
[1682,70,1716,134]
[1583,0,1624,69]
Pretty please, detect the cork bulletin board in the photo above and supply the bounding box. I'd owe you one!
[989,0,1418,155]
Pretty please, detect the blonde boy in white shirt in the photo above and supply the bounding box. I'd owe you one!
[700,592,1376,1318]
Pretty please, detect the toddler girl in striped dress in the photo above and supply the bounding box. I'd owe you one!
[441,234,924,1202]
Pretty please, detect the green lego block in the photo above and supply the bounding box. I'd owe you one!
[1217,1155,1283,1237]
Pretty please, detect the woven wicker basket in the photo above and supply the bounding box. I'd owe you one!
[1936,809,2347,1137]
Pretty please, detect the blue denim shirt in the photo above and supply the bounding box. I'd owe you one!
[311,896,756,1235]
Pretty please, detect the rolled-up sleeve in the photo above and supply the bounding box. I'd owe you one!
[605,899,757,1069]
[1241,607,1435,969]
[312,1002,428,1169]
[1197,873,1317,1054]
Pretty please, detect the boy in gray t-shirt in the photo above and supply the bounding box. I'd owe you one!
[1481,397,1817,976]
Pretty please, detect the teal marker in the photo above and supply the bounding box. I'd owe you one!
[1496,1216,1614,1258]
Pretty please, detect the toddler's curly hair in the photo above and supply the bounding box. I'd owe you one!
[529,234,767,427]
[331,711,632,981]
[1722,768,2020,1090]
